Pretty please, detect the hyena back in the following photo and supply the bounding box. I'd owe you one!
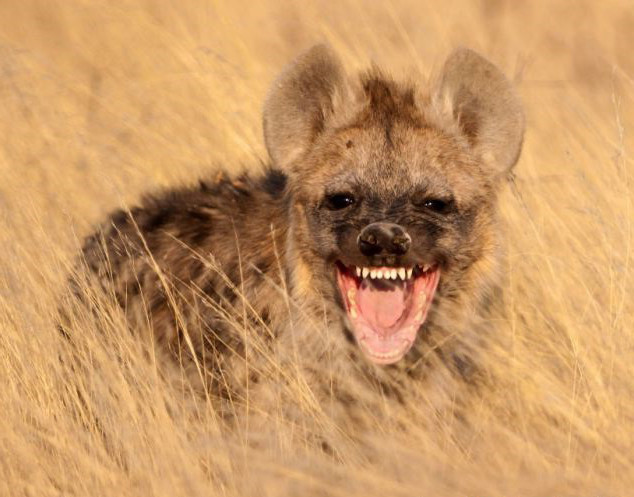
[76,45,524,391]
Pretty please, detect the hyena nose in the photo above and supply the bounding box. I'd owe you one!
[357,223,411,257]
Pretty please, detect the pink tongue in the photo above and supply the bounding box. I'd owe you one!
[356,282,406,330]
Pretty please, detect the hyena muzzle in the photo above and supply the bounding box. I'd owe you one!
[74,45,524,376]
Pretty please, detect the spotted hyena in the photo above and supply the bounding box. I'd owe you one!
[75,45,524,396]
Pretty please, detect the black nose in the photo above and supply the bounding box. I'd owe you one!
[357,222,411,257]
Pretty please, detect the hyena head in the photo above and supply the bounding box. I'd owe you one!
[263,45,524,365]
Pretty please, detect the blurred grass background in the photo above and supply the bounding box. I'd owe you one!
[0,1,633,496]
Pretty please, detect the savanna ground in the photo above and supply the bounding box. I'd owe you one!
[1,1,633,496]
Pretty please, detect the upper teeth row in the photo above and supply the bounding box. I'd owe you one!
[354,265,430,280]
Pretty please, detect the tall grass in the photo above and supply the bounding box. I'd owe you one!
[0,1,633,495]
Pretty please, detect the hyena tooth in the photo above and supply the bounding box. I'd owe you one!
[398,268,405,280]
[383,270,390,280]
[418,291,427,306]
[423,264,431,272]
[370,269,377,279]
[350,307,358,319]
[356,267,361,277]
[347,288,356,301]
[376,269,383,279]
[362,267,370,278]
[406,268,413,279]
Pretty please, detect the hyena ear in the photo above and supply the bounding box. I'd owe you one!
[263,44,348,171]
[434,48,525,176]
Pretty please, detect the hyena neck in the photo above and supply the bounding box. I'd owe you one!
[283,226,332,314]
[409,242,506,378]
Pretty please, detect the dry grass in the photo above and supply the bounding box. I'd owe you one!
[1,1,633,495]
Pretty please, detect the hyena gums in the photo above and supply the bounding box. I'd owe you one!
[76,45,524,390]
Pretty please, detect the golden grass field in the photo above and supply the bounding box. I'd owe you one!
[1,1,633,495]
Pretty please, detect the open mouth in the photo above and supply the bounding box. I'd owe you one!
[335,262,441,365]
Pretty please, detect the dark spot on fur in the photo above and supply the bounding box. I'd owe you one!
[342,324,356,344]
[201,280,222,302]
[320,440,335,457]
[453,353,477,382]
[190,228,210,246]
[345,139,353,148]
[187,209,211,222]
[143,208,173,231]
[110,209,130,228]
[125,281,141,297]
[222,285,237,302]
[261,169,287,197]
[224,263,238,284]
[260,308,270,324]
[254,259,270,275]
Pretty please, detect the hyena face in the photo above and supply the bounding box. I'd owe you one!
[264,46,524,365]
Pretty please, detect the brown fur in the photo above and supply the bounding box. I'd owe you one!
[70,45,524,416]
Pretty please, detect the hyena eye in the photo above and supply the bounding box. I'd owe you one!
[423,198,448,213]
[324,193,356,210]
[415,197,453,214]
[411,191,454,214]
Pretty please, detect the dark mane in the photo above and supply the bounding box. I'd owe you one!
[360,71,422,143]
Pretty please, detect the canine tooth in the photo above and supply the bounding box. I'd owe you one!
[362,267,370,278]
[370,269,376,279]
[356,267,361,277]
[398,268,405,280]
[406,268,413,279]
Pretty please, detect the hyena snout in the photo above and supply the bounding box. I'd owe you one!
[357,223,411,257]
